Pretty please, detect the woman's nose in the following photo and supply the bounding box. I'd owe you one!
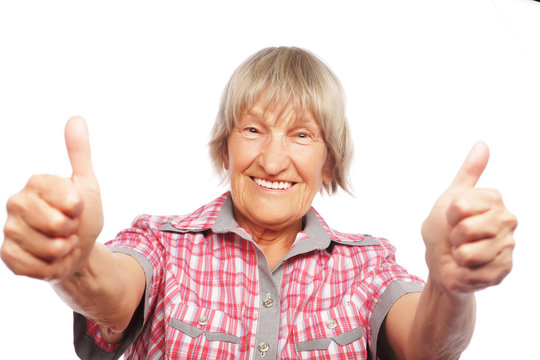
[257,134,291,175]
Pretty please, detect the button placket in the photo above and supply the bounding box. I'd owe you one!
[253,250,283,359]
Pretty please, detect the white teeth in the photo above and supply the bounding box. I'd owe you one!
[254,178,292,190]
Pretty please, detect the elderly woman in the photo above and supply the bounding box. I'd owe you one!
[2,47,516,359]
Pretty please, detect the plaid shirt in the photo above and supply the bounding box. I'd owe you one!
[74,192,424,360]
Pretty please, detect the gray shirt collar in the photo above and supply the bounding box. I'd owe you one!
[211,194,332,254]
[160,193,380,257]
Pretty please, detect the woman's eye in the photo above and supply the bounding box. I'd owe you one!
[242,127,259,134]
[295,131,312,140]
[242,127,261,138]
[293,131,313,144]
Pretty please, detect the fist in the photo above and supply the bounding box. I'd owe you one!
[422,142,517,294]
[1,117,104,281]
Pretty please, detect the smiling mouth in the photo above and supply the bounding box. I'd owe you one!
[251,177,295,190]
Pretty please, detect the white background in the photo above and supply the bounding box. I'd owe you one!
[1,0,539,358]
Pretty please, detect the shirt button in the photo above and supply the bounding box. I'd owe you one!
[326,319,337,329]
[263,298,274,308]
[258,341,270,353]
[198,315,208,326]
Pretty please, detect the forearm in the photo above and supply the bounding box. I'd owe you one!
[406,278,476,359]
[51,243,144,342]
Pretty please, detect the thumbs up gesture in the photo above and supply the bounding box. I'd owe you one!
[422,142,517,295]
[2,117,104,281]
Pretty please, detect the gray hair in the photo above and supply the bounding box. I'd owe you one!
[209,46,353,194]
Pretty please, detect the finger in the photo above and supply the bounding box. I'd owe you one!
[452,247,513,289]
[449,142,490,190]
[1,239,58,279]
[24,175,83,218]
[451,239,502,267]
[448,206,501,246]
[446,188,502,227]
[65,116,95,178]
[4,216,78,262]
[12,192,80,237]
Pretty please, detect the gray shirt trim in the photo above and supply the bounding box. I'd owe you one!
[109,247,154,322]
[369,280,424,359]
[295,326,364,351]
[209,195,253,241]
[73,247,153,360]
[73,291,145,360]
[168,318,241,344]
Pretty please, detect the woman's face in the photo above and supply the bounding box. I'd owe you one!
[227,96,332,232]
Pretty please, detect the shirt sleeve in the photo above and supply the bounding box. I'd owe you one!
[365,237,425,359]
[73,214,166,360]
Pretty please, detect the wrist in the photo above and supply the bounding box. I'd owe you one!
[425,275,475,305]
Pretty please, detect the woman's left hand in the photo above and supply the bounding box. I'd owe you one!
[421,142,517,296]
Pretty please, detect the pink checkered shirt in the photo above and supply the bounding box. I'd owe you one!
[74,192,424,359]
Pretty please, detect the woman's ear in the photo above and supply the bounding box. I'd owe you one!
[322,156,334,185]
[223,142,230,170]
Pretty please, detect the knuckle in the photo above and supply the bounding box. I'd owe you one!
[455,246,475,266]
[6,194,24,214]
[1,242,23,275]
[455,219,473,241]
[26,174,44,189]
[3,218,19,239]
[3,221,32,252]
[492,275,504,286]
[51,239,74,259]
[488,189,503,203]
[450,196,469,214]
[504,213,518,230]
[46,213,69,235]
[503,235,516,251]
[461,250,475,265]
[0,241,11,264]
[492,268,510,286]
[502,253,513,271]
[484,258,512,287]
[65,192,84,214]
[0,241,58,280]
[41,242,64,260]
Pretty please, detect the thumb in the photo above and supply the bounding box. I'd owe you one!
[65,116,95,178]
[449,141,490,189]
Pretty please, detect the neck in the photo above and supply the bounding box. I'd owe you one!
[233,208,302,270]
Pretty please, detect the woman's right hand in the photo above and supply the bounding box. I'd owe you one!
[2,116,104,281]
